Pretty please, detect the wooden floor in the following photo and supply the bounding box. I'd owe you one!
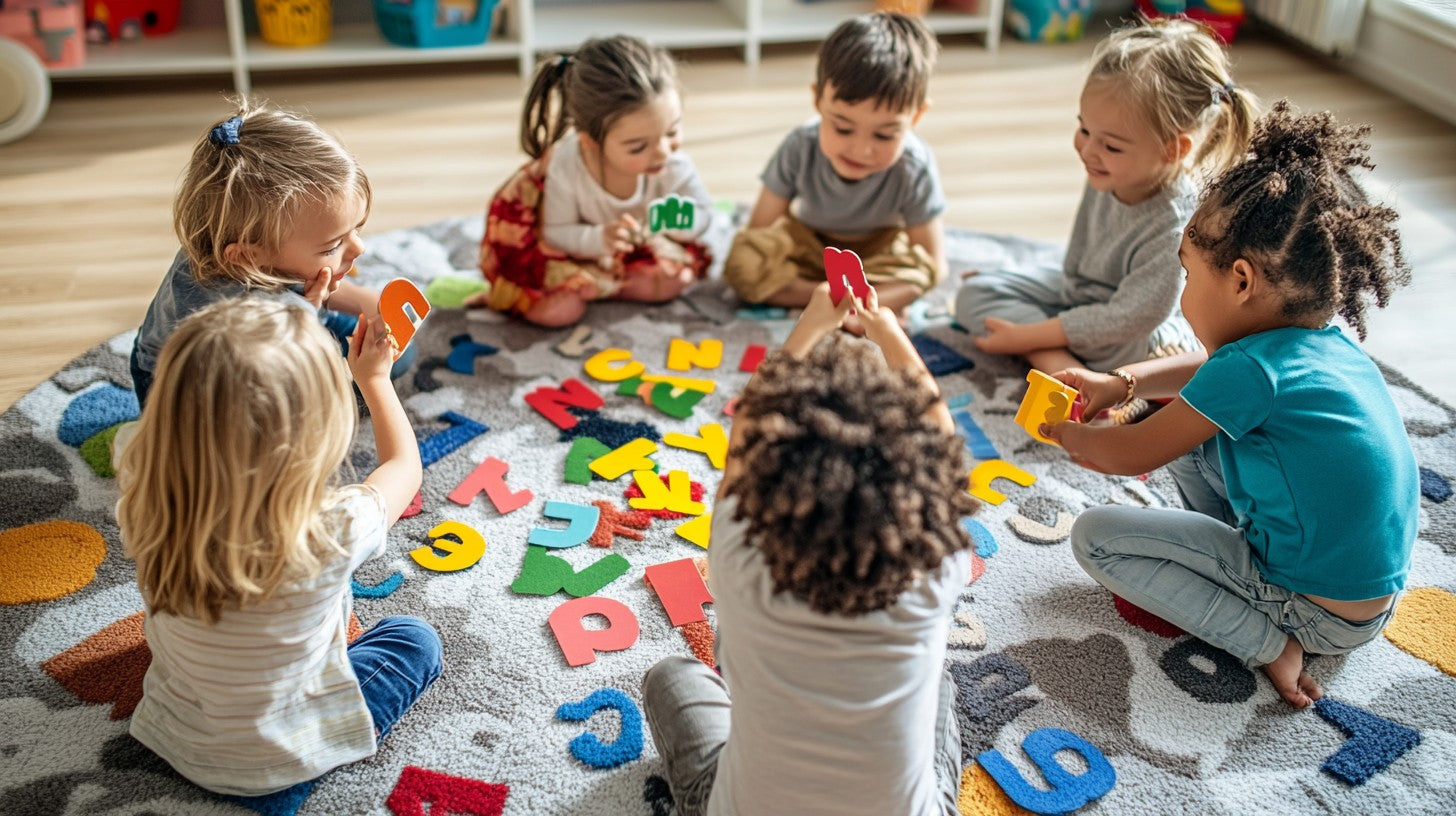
[2,24,1453,410]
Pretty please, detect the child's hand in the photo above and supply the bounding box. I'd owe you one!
[851,286,903,348]
[781,282,852,356]
[1050,367,1125,420]
[302,266,344,309]
[347,314,398,384]
[603,214,639,256]
[973,317,1032,355]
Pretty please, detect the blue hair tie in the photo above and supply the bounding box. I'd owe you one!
[209,116,242,147]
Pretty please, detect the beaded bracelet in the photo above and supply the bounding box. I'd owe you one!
[1107,368,1137,408]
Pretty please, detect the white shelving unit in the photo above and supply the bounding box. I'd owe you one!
[44,0,1004,93]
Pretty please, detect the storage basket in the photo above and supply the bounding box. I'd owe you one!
[373,0,498,48]
[255,0,331,47]
[0,0,86,67]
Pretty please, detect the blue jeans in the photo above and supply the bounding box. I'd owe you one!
[347,616,443,738]
[1070,440,1395,668]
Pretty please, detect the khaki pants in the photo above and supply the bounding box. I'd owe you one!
[722,214,940,303]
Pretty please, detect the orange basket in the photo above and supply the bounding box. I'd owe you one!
[255,0,332,47]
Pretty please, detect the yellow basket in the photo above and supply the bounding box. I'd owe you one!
[256,0,332,47]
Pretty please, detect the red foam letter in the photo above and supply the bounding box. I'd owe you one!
[644,557,715,626]
[548,596,640,667]
[524,378,605,430]
[449,457,534,514]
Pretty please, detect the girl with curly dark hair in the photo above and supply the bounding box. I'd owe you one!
[642,282,979,816]
[1042,102,1417,710]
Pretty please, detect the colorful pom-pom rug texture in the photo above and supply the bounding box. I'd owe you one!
[3,215,1455,816]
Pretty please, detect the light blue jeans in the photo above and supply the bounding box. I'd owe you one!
[1070,440,1396,668]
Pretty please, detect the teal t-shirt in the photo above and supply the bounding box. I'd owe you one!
[1180,326,1418,600]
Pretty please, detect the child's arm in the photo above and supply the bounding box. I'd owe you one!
[1040,351,1213,475]
[348,316,422,525]
[745,187,790,230]
[854,286,954,434]
[780,281,853,357]
[541,165,623,259]
[326,279,381,319]
[904,216,947,283]
[975,316,1069,356]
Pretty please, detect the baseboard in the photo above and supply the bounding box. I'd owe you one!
[1346,0,1456,127]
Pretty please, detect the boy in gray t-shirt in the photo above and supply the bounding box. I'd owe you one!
[723,13,946,324]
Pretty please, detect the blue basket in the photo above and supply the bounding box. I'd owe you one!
[373,0,499,48]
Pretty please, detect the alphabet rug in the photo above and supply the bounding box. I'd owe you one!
[3,216,1455,815]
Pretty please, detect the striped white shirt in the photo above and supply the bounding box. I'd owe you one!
[129,484,389,796]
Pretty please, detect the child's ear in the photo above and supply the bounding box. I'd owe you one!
[578,131,599,152]
[1230,257,1258,302]
[911,101,930,127]
[810,82,823,111]
[222,242,256,267]
[1166,132,1195,164]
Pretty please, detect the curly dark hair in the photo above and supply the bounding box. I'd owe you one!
[1189,100,1410,339]
[722,334,978,616]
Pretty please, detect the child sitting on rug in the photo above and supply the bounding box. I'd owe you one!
[722,12,946,323]
[956,18,1258,387]
[474,34,713,327]
[131,99,406,408]
[117,298,440,796]
[642,282,978,816]
[1040,102,1417,709]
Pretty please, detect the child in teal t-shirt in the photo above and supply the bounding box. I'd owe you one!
[1040,102,1418,709]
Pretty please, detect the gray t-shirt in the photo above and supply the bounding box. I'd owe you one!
[760,120,945,237]
[706,494,971,816]
[133,250,314,377]
[1058,177,1197,349]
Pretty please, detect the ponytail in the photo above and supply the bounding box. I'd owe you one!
[520,53,573,159]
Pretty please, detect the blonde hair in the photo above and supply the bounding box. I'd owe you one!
[118,297,357,624]
[1088,17,1259,183]
[174,98,372,290]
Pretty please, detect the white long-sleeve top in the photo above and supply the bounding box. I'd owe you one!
[541,131,712,259]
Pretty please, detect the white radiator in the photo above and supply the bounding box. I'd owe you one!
[1247,0,1369,55]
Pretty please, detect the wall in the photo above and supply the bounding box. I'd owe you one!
[1346,0,1456,127]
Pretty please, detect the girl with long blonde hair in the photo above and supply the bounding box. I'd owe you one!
[117,297,438,796]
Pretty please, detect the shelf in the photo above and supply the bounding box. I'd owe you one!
[758,0,871,43]
[532,1,749,52]
[245,23,523,71]
[47,28,234,79]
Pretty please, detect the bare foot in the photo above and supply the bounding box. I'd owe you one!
[1262,637,1323,708]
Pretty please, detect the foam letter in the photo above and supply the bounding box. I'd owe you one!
[648,383,707,419]
[590,438,659,480]
[628,469,705,516]
[976,728,1116,814]
[666,338,723,371]
[418,412,489,468]
[409,520,486,572]
[647,193,695,233]
[449,457,534,514]
[968,460,1037,505]
[950,654,1038,761]
[446,334,498,374]
[379,278,432,356]
[555,325,596,358]
[525,378,604,430]
[823,246,870,305]
[555,688,644,769]
[738,344,766,373]
[663,423,728,470]
[528,501,601,549]
[953,409,1000,460]
[674,513,712,549]
[1015,369,1079,445]
[640,373,717,394]
[547,596,640,667]
[644,557,714,626]
[511,546,630,597]
[564,437,612,485]
[1314,697,1422,785]
[583,348,644,382]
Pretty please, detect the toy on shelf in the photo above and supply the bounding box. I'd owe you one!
[875,0,930,15]
[1135,0,1246,44]
[2,0,85,66]
[373,0,499,49]
[84,0,179,44]
[1014,369,1078,445]
[1007,0,1092,43]
[255,0,331,48]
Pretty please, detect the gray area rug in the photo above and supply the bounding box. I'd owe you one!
[2,215,1455,815]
